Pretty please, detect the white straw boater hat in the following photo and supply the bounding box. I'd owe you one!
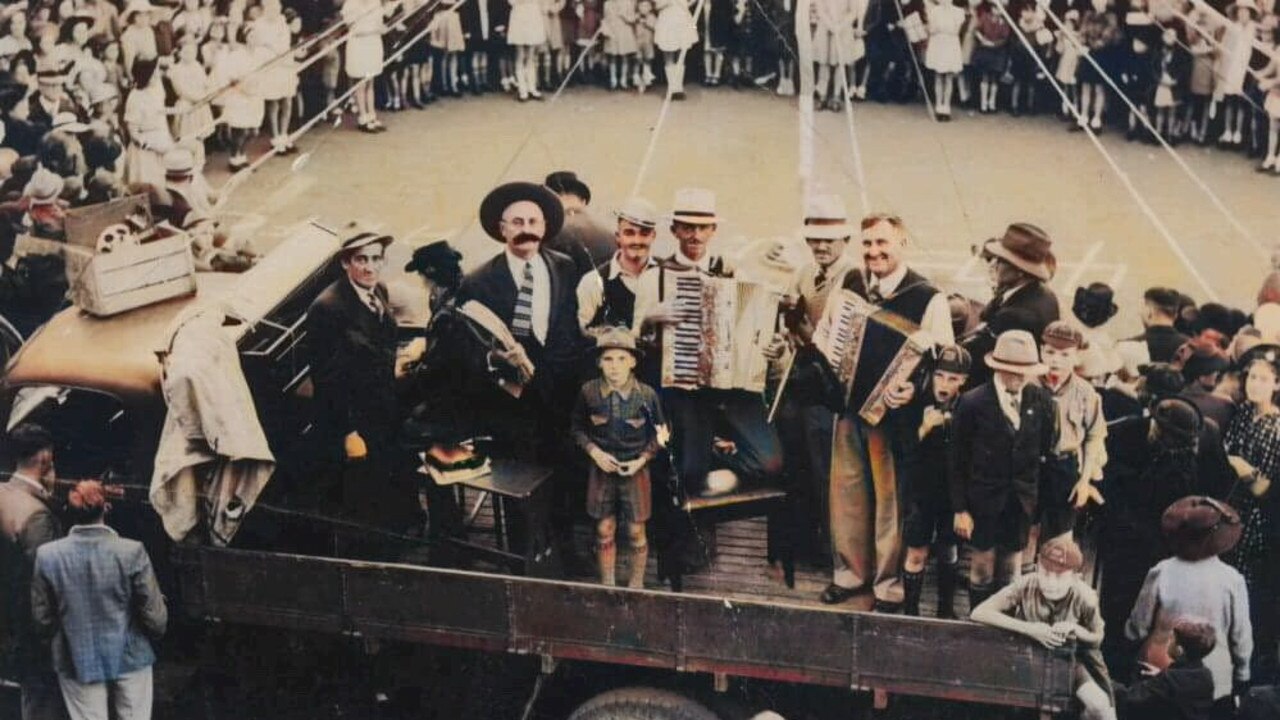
[801,193,853,240]
[670,187,719,225]
[985,329,1049,376]
[615,196,659,229]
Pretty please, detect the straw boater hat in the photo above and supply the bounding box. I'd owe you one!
[614,196,659,229]
[670,187,719,225]
[339,227,393,257]
[801,193,853,240]
[1226,0,1261,18]
[478,181,564,242]
[979,223,1057,282]
[50,112,89,134]
[163,147,195,179]
[121,0,159,23]
[23,167,64,205]
[594,326,642,358]
[985,329,1048,375]
[1161,496,1242,561]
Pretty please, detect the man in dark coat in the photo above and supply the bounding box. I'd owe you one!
[1117,617,1217,720]
[951,329,1058,611]
[963,223,1061,388]
[544,171,615,277]
[306,230,419,537]
[1125,287,1191,364]
[457,181,587,573]
[0,423,66,720]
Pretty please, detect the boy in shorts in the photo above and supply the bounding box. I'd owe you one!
[570,328,665,587]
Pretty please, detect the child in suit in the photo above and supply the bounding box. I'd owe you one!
[570,328,666,587]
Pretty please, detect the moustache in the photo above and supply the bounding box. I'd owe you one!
[514,233,542,244]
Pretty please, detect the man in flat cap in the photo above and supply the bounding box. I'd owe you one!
[306,229,420,539]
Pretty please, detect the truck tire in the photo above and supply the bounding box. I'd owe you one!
[568,687,722,720]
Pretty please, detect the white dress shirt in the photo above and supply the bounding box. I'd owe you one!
[630,250,727,336]
[505,250,550,344]
[816,264,956,349]
[576,253,658,331]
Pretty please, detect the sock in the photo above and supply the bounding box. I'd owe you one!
[902,569,925,617]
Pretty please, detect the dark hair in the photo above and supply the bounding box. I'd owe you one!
[860,212,906,232]
[1143,287,1182,318]
[131,56,158,87]
[8,423,53,465]
[1172,618,1217,662]
[66,480,108,525]
[9,49,35,76]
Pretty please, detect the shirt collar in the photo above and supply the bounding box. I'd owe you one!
[601,377,637,399]
[69,524,117,537]
[10,472,48,499]
[348,278,378,300]
[994,376,1023,398]
[674,250,711,273]
[505,249,545,276]
[1001,282,1031,304]
[608,253,657,280]
[868,263,908,295]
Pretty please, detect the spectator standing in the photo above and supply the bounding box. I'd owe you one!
[343,0,390,132]
[249,0,299,155]
[31,480,167,720]
[509,0,549,100]
[122,57,173,186]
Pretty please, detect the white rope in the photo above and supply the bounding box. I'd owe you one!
[796,0,816,197]
[1043,5,1268,260]
[991,0,1219,301]
[1164,6,1269,115]
[829,21,871,214]
[631,0,712,197]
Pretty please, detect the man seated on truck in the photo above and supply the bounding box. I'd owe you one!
[971,536,1116,720]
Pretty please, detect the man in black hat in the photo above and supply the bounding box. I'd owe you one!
[0,78,42,158]
[964,223,1061,388]
[1175,339,1234,431]
[459,181,587,571]
[544,170,615,276]
[306,230,420,538]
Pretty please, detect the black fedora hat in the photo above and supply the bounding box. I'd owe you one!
[479,181,564,243]
[404,239,462,275]
[544,170,591,203]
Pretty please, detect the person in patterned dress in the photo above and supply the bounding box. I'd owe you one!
[1223,352,1280,685]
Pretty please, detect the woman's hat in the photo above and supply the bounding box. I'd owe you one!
[1238,342,1280,373]
[1226,0,1261,18]
[1072,282,1118,328]
[985,329,1048,375]
[979,222,1057,282]
[615,196,659,229]
[670,187,719,225]
[801,193,852,240]
[594,326,642,358]
[479,181,564,243]
[544,170,591,203]
[1038,536,1084,573]
[23,167,64,204]
[404,239,463,276]
[1161,496,1242,561]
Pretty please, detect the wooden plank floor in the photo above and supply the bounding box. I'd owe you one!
[452,487,981,617]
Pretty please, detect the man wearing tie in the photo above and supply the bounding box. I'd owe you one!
[817,212,953,612]
[306,229,419,536]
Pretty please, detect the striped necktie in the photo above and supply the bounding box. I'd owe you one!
[512,260,534,339]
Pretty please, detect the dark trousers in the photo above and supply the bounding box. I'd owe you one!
[659,388,783,494]
[775,395,835,563]
[20,669,67,720]
[1040,453,1081,541]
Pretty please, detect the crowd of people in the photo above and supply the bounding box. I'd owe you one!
[0,0,1276,245]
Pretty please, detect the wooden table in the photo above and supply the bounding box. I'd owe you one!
[435,459,555,577]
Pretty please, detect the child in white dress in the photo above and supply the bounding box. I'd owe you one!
[1054,9,1081,120]
[924,0,966,119]
[654,0,698,98]
[167,34,216,167]
[250,0,298,154]
[602,0,638,89]
[509,0,549,100]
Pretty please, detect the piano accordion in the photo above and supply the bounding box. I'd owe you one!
[814,288,925,426]
[660,270,782,393]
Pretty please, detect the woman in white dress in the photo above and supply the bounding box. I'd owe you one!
[654,0,698,98]
[172,0,213,43]
[250,0,299,153]
[811,0,856,111]
[123,57,174,187]
[542,0,568,87]
[1213,0,1259,146]
[343,0,389,132]
[210,28,263,170]
[119,0,158,77]
[924,0,966,118]
[167,33,216,167]
[602,0,638,89]
[508,0,548,100]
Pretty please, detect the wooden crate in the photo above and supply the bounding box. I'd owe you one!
[70,234,197,317]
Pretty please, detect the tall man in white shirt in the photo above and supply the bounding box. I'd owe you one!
[817,212,954,612]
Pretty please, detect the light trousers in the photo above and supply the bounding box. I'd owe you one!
[830,416,904,603]
[57,667,152,720]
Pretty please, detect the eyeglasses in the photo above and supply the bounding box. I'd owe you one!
[350,254,385,266]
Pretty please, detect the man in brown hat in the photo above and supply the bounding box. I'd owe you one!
[306,229,420,535]
[972,536,1115,720]
[951,329,1058,610]
[1127,497,1252,716]
[817,212,954,611]
[964,223,1062,387]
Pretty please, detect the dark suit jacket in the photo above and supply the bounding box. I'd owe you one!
[457,248,585,384]
[1117,660,1215,720]
[965,282,1061,387]
[0,479,61,677]
[950,381,1057,516]
[305,277,399,451]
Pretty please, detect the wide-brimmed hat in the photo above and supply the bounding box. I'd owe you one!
[163,147,195,177]
[1161,496,1242,561]
[979,222,1056,282]
[23,167,63,204]
[985,329,1048,375]
[670,187,719,226]
[615,196,659,229]
[404,239,463,277]
[934,344,972,375]
[1238,342,1280,373]
[801,193,852,240]
[1226,0,1261,18]
[594,326,642,358]
[1042,320,1085,350]
[479,181,564,243]
[1072,282,1118,328]
[51,112,89,134]
[544,170,591,203]
[1038,536,1084,573]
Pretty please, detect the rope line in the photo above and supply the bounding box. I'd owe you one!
[991,0,1219,301]
[1043,4,1267,260]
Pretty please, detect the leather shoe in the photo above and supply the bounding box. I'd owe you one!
[873,600,903,614]
[819,583,858,605]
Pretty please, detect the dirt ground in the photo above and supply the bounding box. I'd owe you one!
[221,85,1280,337]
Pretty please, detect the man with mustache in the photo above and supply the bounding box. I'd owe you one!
[817,212,954,612]
[459,182,587,571]
[576,196,661,332]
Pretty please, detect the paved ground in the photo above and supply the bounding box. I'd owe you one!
[221,85,1280,337]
